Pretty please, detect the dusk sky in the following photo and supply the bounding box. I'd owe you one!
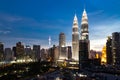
[0,0,120,51]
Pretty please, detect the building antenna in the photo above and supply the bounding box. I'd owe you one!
[75,9,76,15]
[84,0,86,10]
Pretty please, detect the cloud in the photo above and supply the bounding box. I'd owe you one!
[90,19,120,39]
[0,30,11,34]
[90,38,106,51]
[89,17,120,51]
[0,12,68,30]
[88,10,104,16]
[0,13,72,48]
[0,13,23,22]
[1,37,45,48]
[0,11,120,52]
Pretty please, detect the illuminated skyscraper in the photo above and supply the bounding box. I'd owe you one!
[59,32,65,47]
[79,9,90,69]
[72,14,79,60]
[59,32,66,59]
[54,46,59,62]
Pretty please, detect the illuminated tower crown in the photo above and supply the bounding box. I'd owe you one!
[81,9,89,40]
[81,9,88,24]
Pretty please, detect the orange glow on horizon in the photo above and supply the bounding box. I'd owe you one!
[101,45,107,64]
[95,53,99,59]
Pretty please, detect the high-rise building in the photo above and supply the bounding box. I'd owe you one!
[106,36,112,65]
[16,42,25,59]
[0,42,4,61]
[59,32,67,59]
[25,45,31,55]
[72,14,79,60]
[79,40,89,68]
[12,46,17,60]
[54,46,59,62]
[67,46,72,60]
[25,45,32,60]
[33,45,41,61]
[48,46,54,63]
[41,48,48,61]
[112,32,120,65]
[4,48,13,61]
[41,48,45,61]
[59,32,66,47]
[79,9,90,69]
[49,45,59,65]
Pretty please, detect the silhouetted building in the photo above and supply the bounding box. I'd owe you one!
[24,45,32,60]
[112,32,120,65]
[90,50,102,59]
[106,36,112,65]
[25,45,31,55]
[89,58,101,67]
[12,46,16,57]
[0,42,4,61]
[79,9,90,69]
[79,40,89,69]
[67,46,72,60]
[33,45,40,61]
[59,32,67,59]
[41,48,48,61]
[49,45,60,64]
[4,48,13,61]
[72,14,79,60]
[16,42,25,59]
[90,50,96,59]
[49,45,55,64]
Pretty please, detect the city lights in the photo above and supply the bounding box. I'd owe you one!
[0,0,120,80]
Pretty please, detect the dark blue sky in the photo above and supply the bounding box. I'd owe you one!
[0,0,120,50]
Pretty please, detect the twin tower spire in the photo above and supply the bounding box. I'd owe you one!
[72,9,89,60]
[73,9,88,26]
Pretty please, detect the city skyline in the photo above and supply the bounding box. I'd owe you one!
[0,0,120,51]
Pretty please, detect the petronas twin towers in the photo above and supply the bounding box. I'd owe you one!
[59,9,89,61]
[72,9,89,61]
